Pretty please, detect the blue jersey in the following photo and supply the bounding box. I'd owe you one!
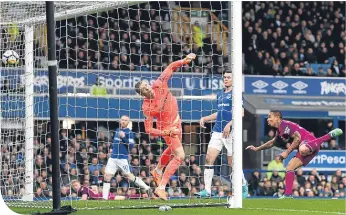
[213,90,243,132]
[111,128,134,159]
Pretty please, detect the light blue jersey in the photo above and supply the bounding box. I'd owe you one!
[213,90,243,133]
[111,128,134,159]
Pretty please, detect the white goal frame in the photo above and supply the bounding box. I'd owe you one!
[230,1,243,209]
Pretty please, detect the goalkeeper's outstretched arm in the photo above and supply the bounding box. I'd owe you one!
[158,53,196,83]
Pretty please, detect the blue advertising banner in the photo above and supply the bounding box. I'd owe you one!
[284,150,346,171]
[2,69,345,96]
[245,75,346,96]
[0,95,216,121]
[0,69,224,96]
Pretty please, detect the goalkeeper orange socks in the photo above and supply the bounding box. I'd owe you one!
[159,157,183,188]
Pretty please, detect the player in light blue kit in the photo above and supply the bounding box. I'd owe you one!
[195,71,248,198]
[102,115,149,199]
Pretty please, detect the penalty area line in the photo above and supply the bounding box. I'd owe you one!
[246,207,345,214]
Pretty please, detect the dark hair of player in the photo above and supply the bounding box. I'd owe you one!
[223,70,232,76]
[134,81,143,94]
[270,110,283,119]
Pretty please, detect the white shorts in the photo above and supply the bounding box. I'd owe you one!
[105,158,131,175]
[208,132,233,156]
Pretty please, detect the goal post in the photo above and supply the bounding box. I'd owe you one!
[46,1,62,211]
[0,1,245,213]
[230,1,243,208]
[22,24,34,202]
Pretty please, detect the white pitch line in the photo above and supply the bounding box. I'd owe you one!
[246,207,345,215]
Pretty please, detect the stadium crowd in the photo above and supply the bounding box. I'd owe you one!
[0,2,229,74]
[52,2,226,74]
[0,122,345,199]
[243,2,346,77]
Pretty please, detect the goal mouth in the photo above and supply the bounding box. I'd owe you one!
[0,1,244,213]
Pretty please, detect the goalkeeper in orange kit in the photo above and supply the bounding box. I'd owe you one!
[134,53,196,200]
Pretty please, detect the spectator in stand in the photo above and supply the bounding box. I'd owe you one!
[258,180,275,196]
[330,60,342,76]
[296,169,306,187]
[262,129,276,143]
[91,78,108,96]
[243,2,345,76]
[267,157,285,179]
[305,67,316,77]
[89,157,103,175]
[248,170,261,196]
[328,140,340,150]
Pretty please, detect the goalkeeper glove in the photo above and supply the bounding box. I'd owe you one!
[162,128,180,137]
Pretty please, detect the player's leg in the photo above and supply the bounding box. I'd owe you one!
[120,159,150,191]
[203,147,220,196]
[300,128,343,156]
[195,132,222,197]
[155,137,184,200]
[151,147,173,186]
[280,156,303,199]
[103,158,118,200]
[224,136,248,198]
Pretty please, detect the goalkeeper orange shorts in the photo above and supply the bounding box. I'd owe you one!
[163,126,182,150]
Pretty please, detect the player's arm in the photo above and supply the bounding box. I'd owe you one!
[120,131,130,145]
[277,126,301,161]
[246,136,277,151]
[200,112,217,128]
[144,116,178,137]
[286,131,301,155]
[203,112,218,121]
[158,53,196,83]
[127,132,135,148]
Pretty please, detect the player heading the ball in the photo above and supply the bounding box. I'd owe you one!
[134,53,196,200]
[246,110,343,199]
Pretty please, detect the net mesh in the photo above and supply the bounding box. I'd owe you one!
[0,2,134,25]
[0,1,232,210]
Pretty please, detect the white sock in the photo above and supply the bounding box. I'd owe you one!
[134,177,150,191]
[204,166,214,194]
[103,182,110,200]
[242,172,247,186]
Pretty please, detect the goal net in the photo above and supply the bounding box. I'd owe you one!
[0,1,242,212]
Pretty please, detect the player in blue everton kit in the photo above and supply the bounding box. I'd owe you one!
[102,115,149,199]
[195,71,248,198]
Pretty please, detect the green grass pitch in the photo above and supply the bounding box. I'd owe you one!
[9,199,346,215]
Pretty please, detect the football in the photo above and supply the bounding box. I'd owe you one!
[2,50,19,65]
